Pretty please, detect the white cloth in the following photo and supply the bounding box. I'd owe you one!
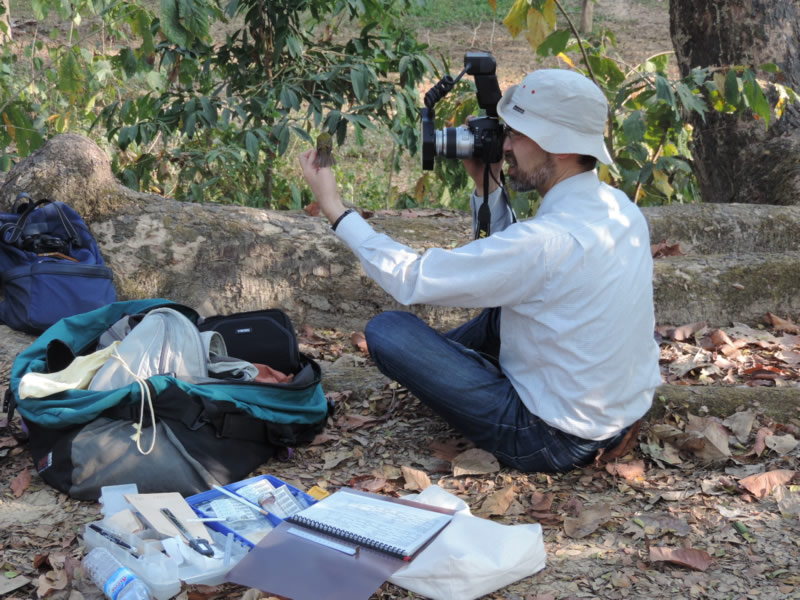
[19,342,120,399]
[388,486,546,600]
[335,170,661,440]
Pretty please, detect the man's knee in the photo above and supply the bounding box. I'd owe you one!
[365,311,428,364]
[365,311,406,356]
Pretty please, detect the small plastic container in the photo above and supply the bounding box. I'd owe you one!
[82,521,250,600]
[99,484,139,517]
[186,474,316,548]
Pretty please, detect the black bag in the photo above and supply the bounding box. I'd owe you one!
[6,299,330,500]
[199,308,301,375]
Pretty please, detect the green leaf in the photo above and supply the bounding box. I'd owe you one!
[724,69,740,105]
[184,112,197,137]
[119,48,139,78]
[622,110,647,142]
[276,122,290,155]
[536,29,570,57]
[118,125,137,150]
[57,49,85,97]
[655,75,676,109]
[178,0,210,40]
[675,82,707,121]
[350,66,366,102]
[742,69,771,127]
[32,0,49,20]
[160,0,189,47]
[289,183,302,210]
[286,35,303,58]
[245,131,259,160]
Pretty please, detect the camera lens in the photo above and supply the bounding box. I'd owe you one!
[435,127,474,159]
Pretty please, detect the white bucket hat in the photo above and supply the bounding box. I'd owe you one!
[497,69,613,164]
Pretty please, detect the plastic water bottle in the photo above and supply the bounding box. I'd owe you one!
[82,547,152,600]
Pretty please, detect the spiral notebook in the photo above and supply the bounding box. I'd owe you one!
[286,488,453,559]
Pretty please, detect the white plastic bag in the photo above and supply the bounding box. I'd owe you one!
[389,486,546,600]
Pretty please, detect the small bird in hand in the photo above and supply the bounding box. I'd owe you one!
[313,132,335,168]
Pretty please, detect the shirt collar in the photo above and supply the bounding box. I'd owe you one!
[537,170,600,216]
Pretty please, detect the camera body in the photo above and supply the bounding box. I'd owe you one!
[421,51,504,170]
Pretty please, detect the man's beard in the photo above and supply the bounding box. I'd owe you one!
[506,152,555,193]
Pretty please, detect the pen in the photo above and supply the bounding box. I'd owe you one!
[187,517,231,522]
[212,484,270,516]
[87,523,141,558]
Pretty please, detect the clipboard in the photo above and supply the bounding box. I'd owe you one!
[225,488,456,600]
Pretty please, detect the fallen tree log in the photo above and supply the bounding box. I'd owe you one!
[2,133,800,333]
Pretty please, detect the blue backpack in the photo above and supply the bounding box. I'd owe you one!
[5,299,330,500]
[0,195,117,333]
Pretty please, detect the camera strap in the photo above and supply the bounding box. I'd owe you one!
[476,165,492,239]
[475,166,516,240]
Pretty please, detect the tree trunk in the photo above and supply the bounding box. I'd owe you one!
[669,0,800,204]
[579,0,593,35]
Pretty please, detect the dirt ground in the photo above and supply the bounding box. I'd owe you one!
[2,2,800,600]
[417,0,674,90]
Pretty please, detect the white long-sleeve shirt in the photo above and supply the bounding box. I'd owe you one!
[335,171,661,440]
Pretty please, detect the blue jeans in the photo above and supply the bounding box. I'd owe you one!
[364,309,627,473]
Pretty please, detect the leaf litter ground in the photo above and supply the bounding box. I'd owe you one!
[2,1,799,597]
[1,316,799,599]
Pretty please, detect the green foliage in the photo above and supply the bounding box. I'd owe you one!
[90,0,436,204]
[2,0,798,213]
[497,0,799,206]
[1,0,435,209]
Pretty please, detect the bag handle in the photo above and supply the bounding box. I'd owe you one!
[0,195,80,248]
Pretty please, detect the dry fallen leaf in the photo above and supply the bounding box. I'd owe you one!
[303,201,320,216]
[350,477,390,494]
[738,470,798,498]
[750,426,775,457]
[722,411,756,444]
[629,513,691,538]
[764,434,798,456]
[685,415,731,462]
[401,465,431,491]
[605,459,645,481]
[36,568,69,598]
[429,437,475,461]
[530,491,554,512]
[563,504,612,538]
[651,240,684,258]
[336,413,379,431]
[476,486,516,516]
[451,448,500,476]
[11,468,31,498]
[710,329,734,347]
[649,546,712,571]
[0,575,32,596]
[764,312,800,334]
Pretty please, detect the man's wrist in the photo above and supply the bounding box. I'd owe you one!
[331,208,355,231]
